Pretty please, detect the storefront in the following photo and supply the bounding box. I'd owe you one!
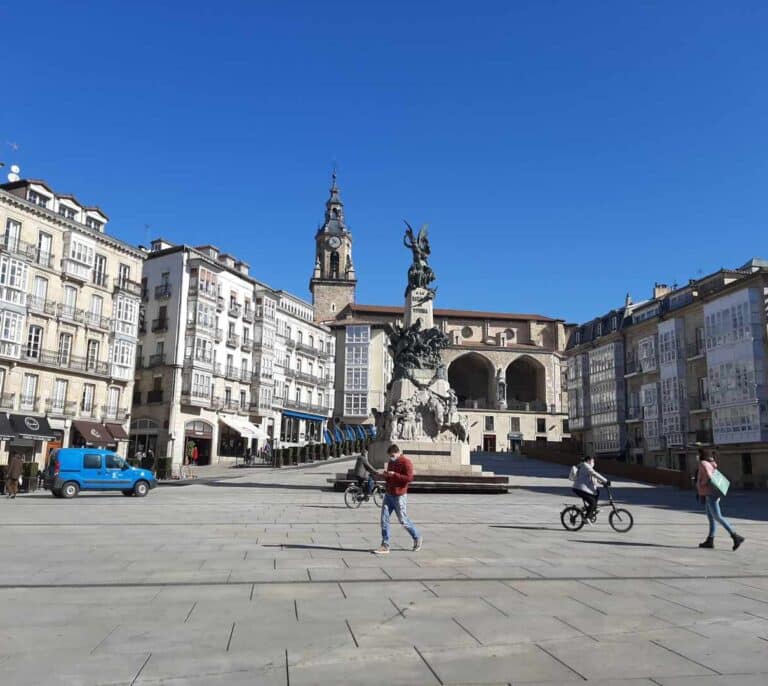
[105,423,129,457]
[280,410,327,446]
[219,416,267,457]
[0,414,15,461]
[71,420,117,449]
[8,414,56,465]
[128,418,160,459]
[184,420,212,465]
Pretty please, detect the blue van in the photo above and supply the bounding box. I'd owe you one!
[45,448,158,498]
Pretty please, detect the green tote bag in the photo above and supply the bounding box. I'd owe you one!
[710,469,730,498]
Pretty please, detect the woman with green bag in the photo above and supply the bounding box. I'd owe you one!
[696,449,745,551]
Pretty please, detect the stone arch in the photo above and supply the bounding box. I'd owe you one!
[447,352,495,409]
[506,355,546,408]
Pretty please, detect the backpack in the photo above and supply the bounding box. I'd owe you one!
[568,464,579,482]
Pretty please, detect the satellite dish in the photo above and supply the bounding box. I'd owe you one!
[7,173,19,182]
[10,165,20,174]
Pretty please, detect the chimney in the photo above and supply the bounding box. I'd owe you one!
[653,282,671,299]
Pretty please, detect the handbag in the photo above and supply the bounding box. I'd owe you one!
[709,469,730,498]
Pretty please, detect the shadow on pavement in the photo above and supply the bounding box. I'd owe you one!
[568,539,692,550]
[261,543,373,553]
[201,481,326,491]
[489,525,564,532]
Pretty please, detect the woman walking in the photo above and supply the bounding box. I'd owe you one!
[696,449,744,550]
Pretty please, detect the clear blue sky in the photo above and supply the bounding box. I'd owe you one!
[2,1,766,323]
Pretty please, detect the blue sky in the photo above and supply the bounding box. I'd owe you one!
[1,1,766,323]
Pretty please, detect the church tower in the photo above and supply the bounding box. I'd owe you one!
[309,171,357,322]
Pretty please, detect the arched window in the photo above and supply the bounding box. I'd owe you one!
[330,251,340,278]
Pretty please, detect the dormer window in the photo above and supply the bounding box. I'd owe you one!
[59,206,77,220]
[28,190,50,208]
[85,217,104,232]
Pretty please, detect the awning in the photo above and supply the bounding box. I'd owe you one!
[220,416,268,440]
[9,414,56,441]
[72,420,115,447]
[0,414,14,440]
[282,409,327,422]
[334,427,343,442]
[323,429,333,445]
[354,426,365,439]
[344,427,355,440]
[105,423,129,440]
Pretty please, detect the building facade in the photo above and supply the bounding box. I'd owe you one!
[132,239,333,466]
[0,179,143,466]
[566,260,768,487]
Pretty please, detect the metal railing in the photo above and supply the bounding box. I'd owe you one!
[45,399,77,416]
[19,395,40,412]
[224,365,241,381]
[102,406,129,421]
[151,318,168,333]
[0,392,15,409]
[242,308,254,323]
[92,271,109,288]
[226,334,240,348]
[26,295,58,317]
[241,340,253,352]
[228,302,242,317]
[148,353,166,367]
[21,349,110,376]
[1,235,54,267]
[58,304,86,323]
[114,279,142,297]
[282,398,329,415]
[84,311,110,329]
[155,284,172,299]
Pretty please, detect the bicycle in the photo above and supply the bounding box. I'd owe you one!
[344,481,384,508]
[560,486,634,532]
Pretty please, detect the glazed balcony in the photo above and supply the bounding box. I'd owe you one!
[114,278,142,297]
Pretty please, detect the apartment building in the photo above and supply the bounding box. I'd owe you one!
[566,259,768,487]
[0,179,143,465]
[132,239,333,466]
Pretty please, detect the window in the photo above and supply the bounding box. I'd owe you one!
[58,333,73,365]
[0,255,28,303]
[118,264,131,288]
[344,392,368,416]
[36,232,52,266]
[4,218,21,250]
[225,387,232,403]
[90,294,103,319]
[83,454,101,469]
[240,390,247,409]
[21,374,38,409]
[295,386,301,403]
[93,254,107,286]
[82,384,95,412]
[297,330,303,344]
[52,379,68,411]
[0,310,23,354]
[26,326,43,359]
[510,417,520,432]
[33,276,48,301]
[86,340,100,369]
[536,418,546,433]
[112,340,134,367]
[107,387,120,413]
[63,285,78,318]
[105,454,123,469]
[484,416,494,431]
[69,239,94,265]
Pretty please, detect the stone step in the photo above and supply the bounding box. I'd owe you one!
[328,476,510,494]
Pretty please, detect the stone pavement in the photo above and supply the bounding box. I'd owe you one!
[0,453,767,685]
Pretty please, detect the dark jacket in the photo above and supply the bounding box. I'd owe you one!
[7,455,23,480]
[353,454,376,480]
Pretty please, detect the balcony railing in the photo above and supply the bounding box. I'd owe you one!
[282,398,330,415]
[228,302,242,317]
[181,390,212,406]
[102,406,129,421]
[222,400,241,412]
[33,249,54,268]
[241,340,253,352]
[295,341,321,356]
[506,400,548,412]
[79,405,98,419]
[58,304,85,323]
[687,342,705,359]
[0,392,15,409]
[26,295,58,317]
[92,271,109,288]
[147,390,164,403]
[19,395,40,412]
[226,334,240,348]
[224,365,240,381]
[21,349,110,376]
[240,369,252,383]
[114,279,142,297]
[1,235,54,267]
[155,284,172,300]
[626,405,642,420]
[242,308,254,323]
[151,318,169,333]
[46,399,77,416]
[689,394,710,412]
[148,353,166,367]
[84,311,111,329]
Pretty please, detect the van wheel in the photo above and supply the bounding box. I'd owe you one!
[121,490,133,496]
[62,482,79,499]
[133,480,149,497]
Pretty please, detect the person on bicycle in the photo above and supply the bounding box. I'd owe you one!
[352,449,378,499]
[572,456,609,522]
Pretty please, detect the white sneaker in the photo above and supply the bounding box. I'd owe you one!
[413,537,423,552]
[373,545,390,555]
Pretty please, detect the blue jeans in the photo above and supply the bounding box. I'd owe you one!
[381,494,420,546]
[705,495,735,538]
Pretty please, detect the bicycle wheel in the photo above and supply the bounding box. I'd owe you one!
[609,508,634,533]
[344,485,363,509]
[372,486,384,507]
[560,505,585,531]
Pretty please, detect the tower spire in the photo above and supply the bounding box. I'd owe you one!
[320,167,346,234]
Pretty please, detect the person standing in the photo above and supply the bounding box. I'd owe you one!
[696,449,745,550]
[6,453,23,499]
[572,456,609,522]
[373,444,422,554]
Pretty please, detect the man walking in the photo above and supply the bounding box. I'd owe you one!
[6,453,23,499]
[373,444,422,554]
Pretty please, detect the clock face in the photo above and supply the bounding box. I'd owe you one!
[327,236,342,249]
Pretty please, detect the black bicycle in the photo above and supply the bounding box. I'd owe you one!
[344,481,384,508]
[560,486,634,532]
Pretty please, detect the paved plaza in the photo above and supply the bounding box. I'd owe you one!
[1,454,767,685]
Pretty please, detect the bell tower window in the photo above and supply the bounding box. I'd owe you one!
[330,251,340,279]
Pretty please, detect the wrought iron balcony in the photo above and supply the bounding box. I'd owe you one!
[181,389,212,406]
[84,311,111,329]
[102,406,129,421]
[155,284,172,300]
[228,302,242,317]
[242,308,254,323]
[148,354,166,367]
[226,334,240,348]
[114,278,142,297]
[241,339,253,352]
[58,304,85,323]
[151,318,169,333]
[21,349,110,376]
[92,271,109,288]
[19,395,40,412]
[26,295,58,317]
[224,365,241,381]
[0,392,15,409]
[45,399,77,416]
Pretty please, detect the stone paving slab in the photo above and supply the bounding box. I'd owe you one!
[0,453,767,685]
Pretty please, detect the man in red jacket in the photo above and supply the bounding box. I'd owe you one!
[373,444,422,554]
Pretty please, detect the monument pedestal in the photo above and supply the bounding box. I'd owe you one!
[368,439,478,474]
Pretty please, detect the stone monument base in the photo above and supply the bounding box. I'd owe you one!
[368,440,482,475]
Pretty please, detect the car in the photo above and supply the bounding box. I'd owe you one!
[44,448,158,498]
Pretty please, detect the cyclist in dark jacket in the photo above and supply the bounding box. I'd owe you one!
[352,450,378,497]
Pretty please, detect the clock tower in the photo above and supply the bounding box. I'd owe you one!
[309,171,357,322]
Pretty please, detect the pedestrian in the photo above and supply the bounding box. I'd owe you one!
[373,444,422,554]
[352,448,378,498]
[696,448,745,550]
[571,456,610,523]
[147,448,155,470]
[6,453,23,499]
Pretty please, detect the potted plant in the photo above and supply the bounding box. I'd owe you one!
[22,462,39,493]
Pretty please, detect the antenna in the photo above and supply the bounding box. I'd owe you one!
[7,164,20,183]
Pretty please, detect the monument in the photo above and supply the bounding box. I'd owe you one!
[367,223,479,474]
